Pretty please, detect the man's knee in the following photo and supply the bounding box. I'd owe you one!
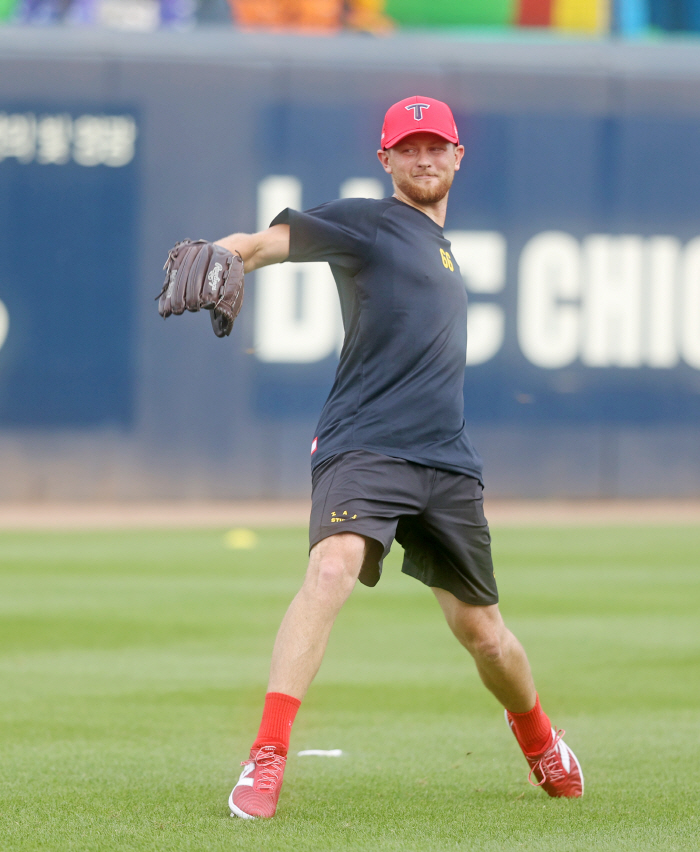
[305,533,367,600]
[438,594,507,662]
[450,610,503,659]
[313,555,356,595]
[467,630,505,665]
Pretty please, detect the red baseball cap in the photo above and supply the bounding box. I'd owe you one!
[380,96,459,149]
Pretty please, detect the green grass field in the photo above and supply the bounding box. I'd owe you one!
[1,524,699,851]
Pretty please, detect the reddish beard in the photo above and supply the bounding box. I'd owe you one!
[393,170,454,205]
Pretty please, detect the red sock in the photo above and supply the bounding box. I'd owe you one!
[507,694,552,755]
[251,692,301,757]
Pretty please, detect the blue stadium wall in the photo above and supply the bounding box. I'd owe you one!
[1,29,700,499]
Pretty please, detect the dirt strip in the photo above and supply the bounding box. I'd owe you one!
[0,499,698,530]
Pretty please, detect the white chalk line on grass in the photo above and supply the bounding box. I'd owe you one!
[297,749,343,757]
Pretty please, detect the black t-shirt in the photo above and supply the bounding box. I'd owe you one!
[270,197,483,482]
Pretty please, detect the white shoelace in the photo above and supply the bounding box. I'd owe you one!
[245,745,285,792]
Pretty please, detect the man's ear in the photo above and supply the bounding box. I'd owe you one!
[454,144,465,172]
[377,148,392,174]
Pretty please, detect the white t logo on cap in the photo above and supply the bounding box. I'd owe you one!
[405,103,430,120]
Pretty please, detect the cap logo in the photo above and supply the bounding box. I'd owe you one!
[405,103,430,121]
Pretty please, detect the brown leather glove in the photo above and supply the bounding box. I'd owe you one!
[157,239,244,338]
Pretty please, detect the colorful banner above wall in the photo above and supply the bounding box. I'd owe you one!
[384,0,700,35]
[517,0,609,31]
[386,0,609,32]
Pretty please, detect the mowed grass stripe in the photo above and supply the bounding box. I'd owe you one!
[0,526,698,851]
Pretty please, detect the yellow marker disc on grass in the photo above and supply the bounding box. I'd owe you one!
[224,528,258,549]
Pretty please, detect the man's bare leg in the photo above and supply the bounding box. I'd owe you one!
[229,532,370,819]
[268,532,368,700]
[431,586,584,796]
[432,587,536,712]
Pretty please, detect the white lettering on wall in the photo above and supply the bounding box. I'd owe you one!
[73,115,137,167]
[257,174,300,232]
[0,113,36,163]
[254,176,341,363]
[581,235,644,367]
[681,237,700,369]
[447,231,506,366]
[517,231,700,370]
[339,178,384,200]
[646,237,680,368]
[0,113,137,167]
[518,231,581,369]
[255,261,339,363]
[36,115,73,165]
[253,177,700,372]
[0,300,9,352]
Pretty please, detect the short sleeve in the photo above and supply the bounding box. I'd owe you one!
[270,198,386,273]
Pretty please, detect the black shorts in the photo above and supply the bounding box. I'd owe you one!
[309,450,498,606]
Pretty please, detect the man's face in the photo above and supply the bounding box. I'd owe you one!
[378,132,465,205]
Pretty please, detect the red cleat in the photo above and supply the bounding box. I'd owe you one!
[505,711,584,798]
[228,745,287,819]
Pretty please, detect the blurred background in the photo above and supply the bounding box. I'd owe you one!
[5,0,700,36]
[1,0,700,501]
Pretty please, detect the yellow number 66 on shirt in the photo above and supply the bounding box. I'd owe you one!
[440,248,454,271]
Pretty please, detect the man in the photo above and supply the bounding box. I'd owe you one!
[216,96,583,819]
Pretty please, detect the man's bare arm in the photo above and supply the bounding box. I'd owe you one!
[215,224,290,273]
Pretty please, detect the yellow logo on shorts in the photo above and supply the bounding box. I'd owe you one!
[440,249,454,271]
[330,510,358,523]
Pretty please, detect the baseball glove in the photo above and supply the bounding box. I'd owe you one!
[157,239,244,338]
